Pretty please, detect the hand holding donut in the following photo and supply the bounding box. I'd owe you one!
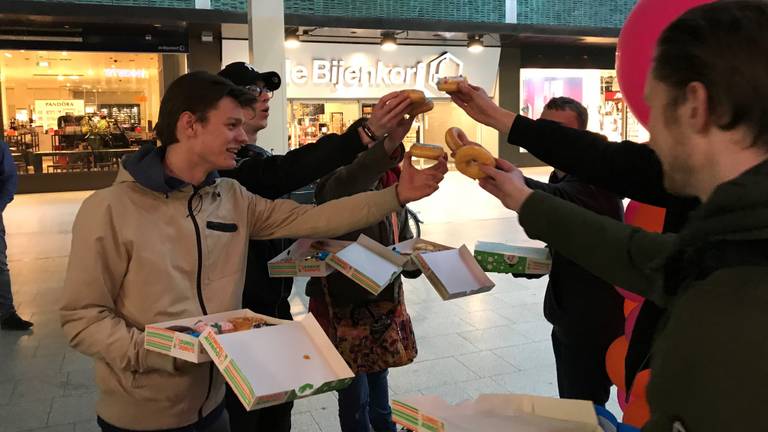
[445,127,495,179]
[365,91,413,139]
[477,158,533,212]
[395,151,448,205]
[450,83,517,137]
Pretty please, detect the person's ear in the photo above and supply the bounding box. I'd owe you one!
[681,82,710,134]
[177,112,197,140]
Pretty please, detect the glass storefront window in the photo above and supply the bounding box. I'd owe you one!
[520,68,650,143]
[1,50,161,175]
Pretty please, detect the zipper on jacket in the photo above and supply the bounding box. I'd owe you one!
[187,189,212,421]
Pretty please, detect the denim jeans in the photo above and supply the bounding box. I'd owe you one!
[0,214,14,319]
[337,369,397,432]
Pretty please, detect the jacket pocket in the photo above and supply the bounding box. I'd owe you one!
[206,221,238,233]
[204,221,242,281]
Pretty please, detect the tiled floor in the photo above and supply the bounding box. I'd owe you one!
[0,170,620,432]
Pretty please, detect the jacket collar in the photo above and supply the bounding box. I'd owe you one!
[119,145,218,194]
[679,158,768,246]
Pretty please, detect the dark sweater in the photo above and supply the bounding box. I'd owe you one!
[218,125,367,319]
[507,115,700,389]
[518,159,768,431]
[525,172,624,344]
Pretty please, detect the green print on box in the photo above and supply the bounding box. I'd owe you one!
[473,241,552,275]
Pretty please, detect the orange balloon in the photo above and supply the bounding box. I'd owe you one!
[625,201,666,233]
[606,336,629,390]
[624,300,639,317]
[623,397,651,428]
[630,369,652,401]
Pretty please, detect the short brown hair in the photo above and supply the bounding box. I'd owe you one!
[155,71,258,146]
[544,97,588,130]
[653,0,768,149]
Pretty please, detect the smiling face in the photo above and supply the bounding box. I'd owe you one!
[184,96,249,171]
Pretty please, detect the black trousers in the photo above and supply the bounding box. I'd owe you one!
[551,329,613,406]
[225,384,293,432]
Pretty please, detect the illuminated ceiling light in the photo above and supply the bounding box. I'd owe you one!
[380,32,397,51]
[57,75,64,81]
[467,34,484,53]
[3,53,11,58]
[87,69,94,76]
[284,28,301,49]
[37,61,49,67]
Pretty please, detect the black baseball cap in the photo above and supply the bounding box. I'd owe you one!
[218,62,281,91]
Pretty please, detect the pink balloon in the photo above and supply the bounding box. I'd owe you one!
[615,286,644,303]
[616,0,714,127]
[618,388,630,411]
[625,301,643,341]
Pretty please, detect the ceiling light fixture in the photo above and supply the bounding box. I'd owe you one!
[3,53,11,58]
[284,28,301,49]
[37,60,49,67]
[380,32,397,51]
[467,34,484,53]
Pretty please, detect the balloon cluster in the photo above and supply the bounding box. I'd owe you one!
[606,201,665,428]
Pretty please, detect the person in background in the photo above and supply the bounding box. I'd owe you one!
[0,139,32,331]
[216,62,415,432]
[521,97,624,405]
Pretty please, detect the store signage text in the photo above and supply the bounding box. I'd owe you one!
[285,52,464,90]
[104,68,148,78]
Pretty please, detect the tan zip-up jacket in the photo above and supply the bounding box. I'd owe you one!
[60,163,401,430]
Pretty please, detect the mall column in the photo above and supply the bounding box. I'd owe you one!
[248,0,288,155]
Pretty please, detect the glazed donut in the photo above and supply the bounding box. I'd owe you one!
[402,89,434,116]
[436,76,467,93]
[454,145,495,179]
[445,127,470,152]
[410,143,445,160]
[410,99,434,116]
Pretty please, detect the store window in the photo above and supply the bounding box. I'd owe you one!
[1,50,161,176]
[287,98,498,171]
[520,69,650,143]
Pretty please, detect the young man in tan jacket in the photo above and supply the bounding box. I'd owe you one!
[60,71,446,432]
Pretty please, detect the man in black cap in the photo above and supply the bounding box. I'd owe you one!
[216,62,413,431]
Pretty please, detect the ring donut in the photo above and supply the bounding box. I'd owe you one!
[402,89,434,116]
[445,127,470,152]
[436,76,467,93]
[410,143,445,160]
[454,145,495,179]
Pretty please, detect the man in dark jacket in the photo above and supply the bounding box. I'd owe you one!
[452,2,768,429]
[522,97,624,405]
[216,62,413,431]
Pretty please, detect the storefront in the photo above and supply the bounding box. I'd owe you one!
[222,40,502,160]
[0,50,164,178]
[519,68,649,143]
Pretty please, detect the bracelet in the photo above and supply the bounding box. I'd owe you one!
[361,120,380,142]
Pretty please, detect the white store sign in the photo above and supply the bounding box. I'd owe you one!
[34,99,85,131]
[222,40,501,99]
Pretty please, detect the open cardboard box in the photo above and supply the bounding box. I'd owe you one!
[392,393,601,432]
[267,238,352,277]
[326,234,411,295]
[474,241,552,275]
[199,311,354,410]
[145,309,288,363]
[412,245,495,300]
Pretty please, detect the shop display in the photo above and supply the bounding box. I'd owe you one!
[98,104,141,128]
[410,143,444,160]
[436,75,467,93]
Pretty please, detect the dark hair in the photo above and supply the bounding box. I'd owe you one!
[155,71,258,146]
[653,0,768,149]
[543,97,589,130]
